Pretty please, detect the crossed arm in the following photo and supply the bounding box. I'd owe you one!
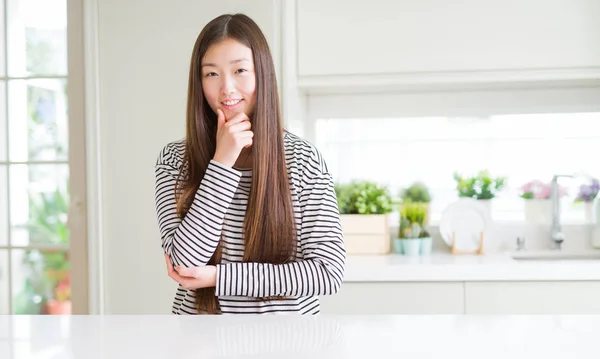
[154,145,346,298]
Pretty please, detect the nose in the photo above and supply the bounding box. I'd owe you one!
[220,74,235,95]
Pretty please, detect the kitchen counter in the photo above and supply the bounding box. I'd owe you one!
[343,251,600,282]
[1,315,598,358]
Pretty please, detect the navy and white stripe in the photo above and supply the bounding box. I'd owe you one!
[154,131,346,314]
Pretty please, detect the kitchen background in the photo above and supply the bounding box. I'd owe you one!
[0,0,600,315]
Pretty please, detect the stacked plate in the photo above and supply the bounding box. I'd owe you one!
[439,198,492,252]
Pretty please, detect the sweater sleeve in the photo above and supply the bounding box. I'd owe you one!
[154,144,242,267]
[214,163,346,298]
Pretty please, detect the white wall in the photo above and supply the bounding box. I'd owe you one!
[95,0,280,313]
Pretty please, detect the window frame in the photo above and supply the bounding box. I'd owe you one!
[0,0,88,315]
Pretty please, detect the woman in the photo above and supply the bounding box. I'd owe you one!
[154,13,346,315]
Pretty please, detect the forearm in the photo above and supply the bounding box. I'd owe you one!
[156,160,241,267]
[214,255,345,298]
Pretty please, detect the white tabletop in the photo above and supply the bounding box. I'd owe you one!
[1,315,599,358]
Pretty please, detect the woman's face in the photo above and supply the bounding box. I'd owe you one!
[201,39,257,120]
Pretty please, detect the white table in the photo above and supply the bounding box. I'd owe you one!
[1,315,598,358]
[343,252,600,281]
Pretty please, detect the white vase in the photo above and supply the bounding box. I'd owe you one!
[477,199,493,216]
[584,202,594,223]
[524,199,552,225]
[591,227,600,249]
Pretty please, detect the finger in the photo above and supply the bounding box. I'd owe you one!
[224,112,249,126]
[216,109,226,131]
[226,120,252,133]
[169,270,188,283]
[241,135,253,149]
[179,279,196,291]
[175,265,197,278]
[164,254,174,272]
[239,130,254,138]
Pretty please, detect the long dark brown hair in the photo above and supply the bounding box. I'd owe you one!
[175,14,297,314]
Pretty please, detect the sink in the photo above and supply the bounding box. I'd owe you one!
[511,251,600,261]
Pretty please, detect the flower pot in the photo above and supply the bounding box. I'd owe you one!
[524,199,552,225]
[420,237,433,255]
[584,202,594,223]
[477,199,493,217]
[402,239,421,256]
[45,299,71,315]
[392,238,403,254]
[340,214,391,254]
[592,227,600,249]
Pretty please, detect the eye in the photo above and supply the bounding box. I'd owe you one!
[235,68,247,74]
[204,72,217,77]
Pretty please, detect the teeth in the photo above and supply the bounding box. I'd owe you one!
[223,99,241,106]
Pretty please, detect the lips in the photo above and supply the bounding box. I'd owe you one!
[222,99,242,106]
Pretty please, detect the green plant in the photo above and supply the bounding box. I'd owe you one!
[334,181,393,214]
[14,188,70,313]
[400,182,431,203]
[400,201,428,225]
[398,202,430,239]
[399,221,430,239]
[453,170,506,200]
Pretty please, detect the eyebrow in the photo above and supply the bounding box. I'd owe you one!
[201,58,251,68]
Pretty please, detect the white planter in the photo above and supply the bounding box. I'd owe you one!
[584,202,594,223]
[340,214,390,255]
[524,199,552,225]
[477,199,493,217]
[402,239,421,256]
[591,227,600,249]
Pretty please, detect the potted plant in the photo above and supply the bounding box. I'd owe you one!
[14,188,71,314]
[45,277,71,315]
[335,181,394,254]
[574,178,599,223]
[453,170,506,213]
[400,182,432,225]
[520,180,568,224]
[393,202,432,256]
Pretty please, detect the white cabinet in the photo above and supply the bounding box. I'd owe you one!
[296,0,600,87]
[319,282,464,314]
[322,281,600,314]
[465,281,600,314]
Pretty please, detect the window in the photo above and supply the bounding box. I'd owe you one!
[314,112,600,224]
[0,0,71,314]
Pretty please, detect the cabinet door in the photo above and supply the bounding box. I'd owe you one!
[465,281,600,314]
[297,0,600,78]
[319,282,464,314]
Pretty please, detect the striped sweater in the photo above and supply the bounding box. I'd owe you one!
[154,131,346,314]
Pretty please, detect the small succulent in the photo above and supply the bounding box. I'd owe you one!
[402,223,422,239]
[399,218,430,239]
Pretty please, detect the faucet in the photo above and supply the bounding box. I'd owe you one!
[550,174,573,250]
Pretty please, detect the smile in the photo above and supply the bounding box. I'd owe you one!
[222,99,242,106]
